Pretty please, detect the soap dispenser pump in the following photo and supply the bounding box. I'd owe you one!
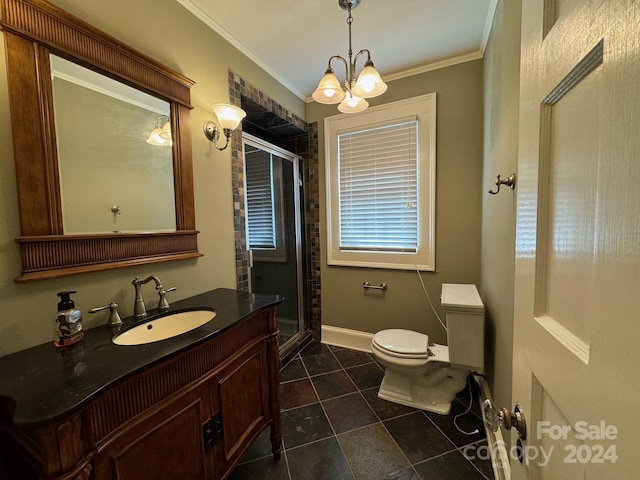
[54,291,84,348]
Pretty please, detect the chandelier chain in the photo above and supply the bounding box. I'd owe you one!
[346,3,354,87]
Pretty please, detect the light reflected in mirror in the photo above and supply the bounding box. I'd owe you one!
[50,55,176,234]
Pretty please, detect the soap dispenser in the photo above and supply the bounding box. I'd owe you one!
[54,291,84,348]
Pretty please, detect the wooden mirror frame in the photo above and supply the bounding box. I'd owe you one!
[1,0,201,282]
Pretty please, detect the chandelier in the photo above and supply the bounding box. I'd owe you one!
[312,0,387,113]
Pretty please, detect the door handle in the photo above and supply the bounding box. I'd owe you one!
[482,399,527,440]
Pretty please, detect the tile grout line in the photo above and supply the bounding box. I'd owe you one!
[336,349,454,477]
[334,349,421,478]
[458,441,494,480]
[273,344,494,480]
[305,347,358,479]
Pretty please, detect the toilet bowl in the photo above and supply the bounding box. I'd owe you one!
[370,283,485,415]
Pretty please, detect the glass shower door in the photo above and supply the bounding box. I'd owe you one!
[243,134,304,346]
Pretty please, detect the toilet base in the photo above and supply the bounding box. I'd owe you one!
[377,367,468,415]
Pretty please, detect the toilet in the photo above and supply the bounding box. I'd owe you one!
[371,283,485,415]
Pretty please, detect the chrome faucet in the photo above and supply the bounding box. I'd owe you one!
[132,275,176,320]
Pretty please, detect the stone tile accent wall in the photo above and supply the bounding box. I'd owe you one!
[305,122,321,341]
[228,71,321,341]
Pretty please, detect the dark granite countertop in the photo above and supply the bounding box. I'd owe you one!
[0,288,282,428]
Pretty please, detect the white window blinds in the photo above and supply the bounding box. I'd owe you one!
[338,120,418,252]
[246,153,276,249]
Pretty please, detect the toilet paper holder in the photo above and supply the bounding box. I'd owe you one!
[363,281,388,291]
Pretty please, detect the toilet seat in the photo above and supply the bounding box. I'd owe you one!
[372,329,429,359]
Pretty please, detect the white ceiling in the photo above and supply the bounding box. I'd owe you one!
[176,0,497,101]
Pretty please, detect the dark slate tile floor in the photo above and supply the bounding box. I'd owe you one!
[229,342,495,480]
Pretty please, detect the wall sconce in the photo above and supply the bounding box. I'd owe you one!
[203,103,247,151]
[147,116,171,146]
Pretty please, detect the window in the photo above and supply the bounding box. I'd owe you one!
[325,93,436,270]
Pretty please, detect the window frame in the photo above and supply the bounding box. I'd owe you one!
[325,93,437,271]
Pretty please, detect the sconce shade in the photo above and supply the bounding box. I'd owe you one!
[159,121,172,140]
[352,63,388,98]
[312,69,346,104]
[338,92,368,114]
[204,103,246,151]
[147,127,165,145]
[147,117,171,145]
[212,103,246,131]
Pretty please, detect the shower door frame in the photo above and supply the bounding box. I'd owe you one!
[242,132,305,348]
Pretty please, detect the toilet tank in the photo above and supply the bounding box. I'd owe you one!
[440,283,485,373]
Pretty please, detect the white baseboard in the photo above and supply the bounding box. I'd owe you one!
[321,325,374,352]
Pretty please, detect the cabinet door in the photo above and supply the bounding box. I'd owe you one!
[215,343,270,474]
[93,385,214,480]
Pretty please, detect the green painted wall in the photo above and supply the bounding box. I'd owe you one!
[481,0,521,433]
[0,0,303,356]
[0,2,522,419]
[307,60,484,346]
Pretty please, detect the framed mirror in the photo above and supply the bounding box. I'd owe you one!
[0,0,201,282]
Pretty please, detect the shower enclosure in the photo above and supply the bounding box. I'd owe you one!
[242,133,305,346]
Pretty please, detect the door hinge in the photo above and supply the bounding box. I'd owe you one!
[202,412,223,452]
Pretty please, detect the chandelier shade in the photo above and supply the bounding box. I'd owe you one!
[338,92,368,114]
[352,61,388,98]
[312,68,346,104]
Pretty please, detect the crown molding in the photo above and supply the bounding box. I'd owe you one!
[175,0,307,101]
[481,0,500,52]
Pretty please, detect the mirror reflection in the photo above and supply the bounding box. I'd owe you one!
[50,55,176,234]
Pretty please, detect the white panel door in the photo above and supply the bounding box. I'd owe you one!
[512,0,640,478]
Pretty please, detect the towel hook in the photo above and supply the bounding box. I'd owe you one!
[488,173,516,195]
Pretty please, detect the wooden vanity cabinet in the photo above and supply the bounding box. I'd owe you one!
[92,383,214,480]
[213,343,272,475]
[3,306,282,480]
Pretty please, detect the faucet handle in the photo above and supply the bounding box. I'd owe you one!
[157,286,176,311]
[89,302,123,327]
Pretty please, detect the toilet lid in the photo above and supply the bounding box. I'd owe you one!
[373,329,429,356]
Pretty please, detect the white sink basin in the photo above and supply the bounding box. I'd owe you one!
[113,310,216,346]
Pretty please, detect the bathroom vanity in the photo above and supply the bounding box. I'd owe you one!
[0,288,283,480]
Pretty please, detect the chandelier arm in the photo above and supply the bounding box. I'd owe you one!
[353,49,371,69]
[328,55,350,90]
[328,55,349,71]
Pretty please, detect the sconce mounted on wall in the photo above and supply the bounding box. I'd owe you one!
[488,173,517,195]
[203,103,247,151]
